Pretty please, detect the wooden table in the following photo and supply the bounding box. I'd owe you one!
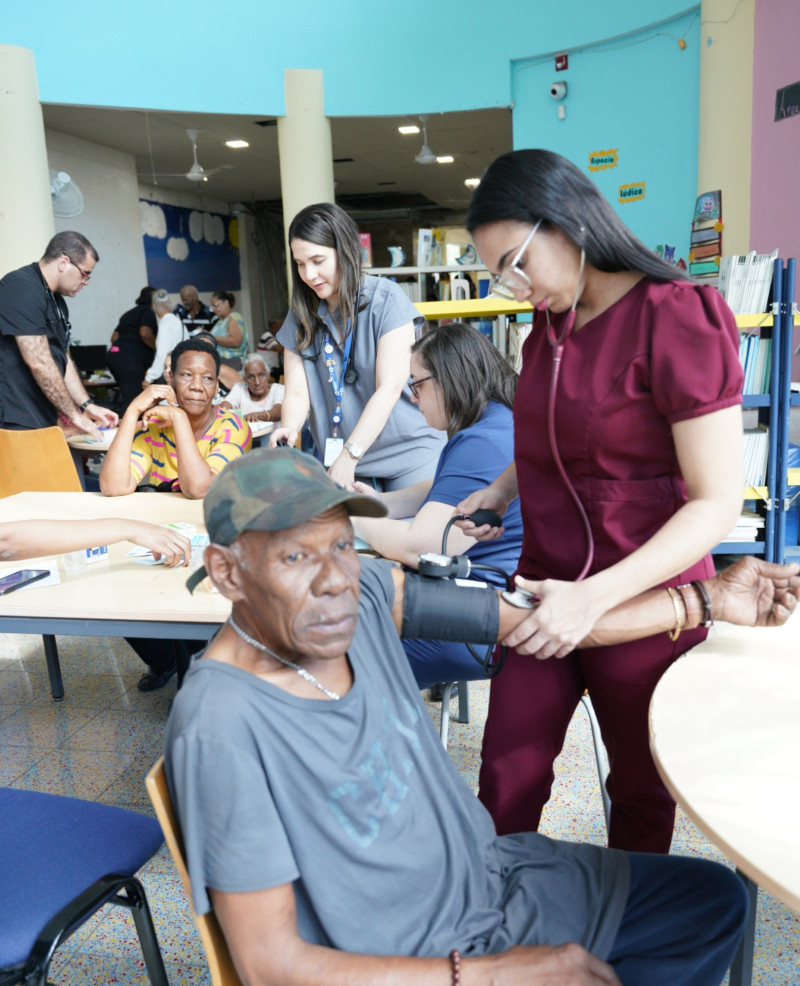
[649,616,800,984]
[67,420,273,488]
[0,492,230,698]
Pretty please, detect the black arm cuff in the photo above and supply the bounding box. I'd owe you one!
[401,573,499,643]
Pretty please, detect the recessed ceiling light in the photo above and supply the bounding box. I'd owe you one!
[464,177,481,188]
[225,140,249,149]
[398,125,420,135]
[436,155,454,164]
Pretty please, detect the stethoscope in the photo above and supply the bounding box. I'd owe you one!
[542,246,595,582]
[300,284,361,386]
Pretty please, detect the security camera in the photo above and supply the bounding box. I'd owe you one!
[550,82,567,100]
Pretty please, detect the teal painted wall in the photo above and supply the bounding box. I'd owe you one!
[3,1,697,115]
[2,0,700,249]
[511,9,700,254]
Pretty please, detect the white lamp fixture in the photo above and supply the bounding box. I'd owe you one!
[398,125,420,135]
[436,155,454,164]
[414,116,436,165]
[225,139,249,149]
[464,177,481,189]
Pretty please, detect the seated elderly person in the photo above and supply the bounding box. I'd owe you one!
[220,352,284,423]
[166,447,800,986]
[100,337,252,499]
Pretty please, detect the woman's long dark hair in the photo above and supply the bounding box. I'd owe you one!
[412,323,517,439]
[467,149,686,283]
[288,202,364,350]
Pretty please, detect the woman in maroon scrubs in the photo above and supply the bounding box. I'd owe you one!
[458,149,744,852]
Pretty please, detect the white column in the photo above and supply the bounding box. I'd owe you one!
[277,69,335,293]
[0,46,54,274]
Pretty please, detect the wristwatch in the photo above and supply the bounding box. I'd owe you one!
[78,399,93,413]
[344,441,364,460]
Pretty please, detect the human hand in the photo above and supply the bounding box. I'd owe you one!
[127,384,178,420]
[70,410,103,441]
[141,402,186,429]
[129,523,191,567]
[454,486,509,541]
[244,410,266,422]
[269,427,296,448]
[709,557,800,628]
[85,403,118,428]
[501,577,603,659]
[351,480,382,501]
[476,943,620,985]
[328,451,357,491]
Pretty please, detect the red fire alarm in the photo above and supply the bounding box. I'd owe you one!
[555,53,568,72]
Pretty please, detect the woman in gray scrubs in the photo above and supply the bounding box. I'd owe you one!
[272,203,444,491]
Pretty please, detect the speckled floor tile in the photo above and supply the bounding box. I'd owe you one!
[12,747,141,799]
[66,708,167,752]
[0,746,50,785]
[0,704,101,748]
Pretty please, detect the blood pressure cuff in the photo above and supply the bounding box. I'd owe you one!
[401,573,499,643]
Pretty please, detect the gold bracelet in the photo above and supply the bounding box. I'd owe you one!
[666,586,685,641]
[265,409,271,422]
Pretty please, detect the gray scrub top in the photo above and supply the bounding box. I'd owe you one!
[277,275,445,481]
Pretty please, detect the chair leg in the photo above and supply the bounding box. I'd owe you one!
[42,635,64,701]
[117,877,170,986]
[579,693,611,834]
[439,683,453,749]
[454,681,470,724]
[22,874,169,986]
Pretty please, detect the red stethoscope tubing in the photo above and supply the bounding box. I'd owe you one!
[544,254,595,582]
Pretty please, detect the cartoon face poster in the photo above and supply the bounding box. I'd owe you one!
[693,191,722,224]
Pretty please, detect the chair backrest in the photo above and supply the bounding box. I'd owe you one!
[145,757,243,986]
[0,427,82,497]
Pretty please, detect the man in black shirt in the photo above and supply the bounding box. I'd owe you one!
[0,231,118,436]
[174,284,216,336]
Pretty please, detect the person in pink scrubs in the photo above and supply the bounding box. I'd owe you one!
[457,149,745,852]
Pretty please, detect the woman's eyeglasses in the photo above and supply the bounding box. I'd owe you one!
[408,374,434,398]
[489,220,541,299]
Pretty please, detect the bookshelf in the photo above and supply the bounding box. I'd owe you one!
[369,265,487,304]
[715,258,799,561]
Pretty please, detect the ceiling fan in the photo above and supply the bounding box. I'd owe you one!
[141,127,232,184]
[414,115,437,165]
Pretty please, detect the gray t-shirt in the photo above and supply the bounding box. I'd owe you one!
[165,559,629,959]
[277,275,445,482]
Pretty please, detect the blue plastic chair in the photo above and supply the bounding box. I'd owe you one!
[0,788,169,986]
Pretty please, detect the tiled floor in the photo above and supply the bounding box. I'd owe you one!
[2,632,798,984]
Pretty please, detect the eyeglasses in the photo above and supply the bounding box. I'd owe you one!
[408,374,434,398]
[489,220,541,300]
[67,257,92,283]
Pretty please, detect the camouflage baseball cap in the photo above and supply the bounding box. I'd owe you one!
[186,447,387,592]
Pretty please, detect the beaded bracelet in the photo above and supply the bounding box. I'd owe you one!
[449,949,461,986]
[689,579,713,628]
[665,586,685,642]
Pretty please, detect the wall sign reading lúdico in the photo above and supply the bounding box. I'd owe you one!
[618,182,645,203]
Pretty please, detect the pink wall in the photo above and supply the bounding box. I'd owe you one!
[750,0,800,260]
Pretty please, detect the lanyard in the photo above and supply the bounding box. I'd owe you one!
[323,324,352,437]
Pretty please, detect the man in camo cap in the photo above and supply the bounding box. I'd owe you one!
[164,444,759,986]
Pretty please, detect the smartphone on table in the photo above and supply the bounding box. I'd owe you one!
[0,569,50,595]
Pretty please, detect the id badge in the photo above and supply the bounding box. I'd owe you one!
[324,437,344,467]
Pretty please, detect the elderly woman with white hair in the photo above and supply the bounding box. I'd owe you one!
[220,352,284,423]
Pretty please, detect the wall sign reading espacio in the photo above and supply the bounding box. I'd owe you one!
[588,148,645,204]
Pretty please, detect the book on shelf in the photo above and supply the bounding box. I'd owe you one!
[717,249,778,314]
[721,509,764,543]
[738,332,772,395]
[743,424,769,489]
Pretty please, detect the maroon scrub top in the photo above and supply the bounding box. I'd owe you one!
[514,277,743,583]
